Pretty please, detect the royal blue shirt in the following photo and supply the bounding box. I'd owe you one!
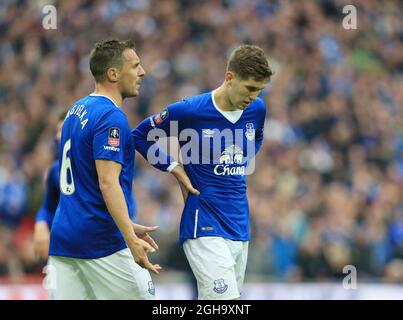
[35,160,59,227]
[49,94,135,259]
[133,91,266,243]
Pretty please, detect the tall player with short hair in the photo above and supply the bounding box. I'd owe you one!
[133,45,272,299]
[49,39,177,299]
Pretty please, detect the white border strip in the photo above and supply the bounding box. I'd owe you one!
[193,209,199,238]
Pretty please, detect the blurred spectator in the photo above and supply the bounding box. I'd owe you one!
[0,0,402,283]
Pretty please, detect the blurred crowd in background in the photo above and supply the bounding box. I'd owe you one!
[0,0,402,283]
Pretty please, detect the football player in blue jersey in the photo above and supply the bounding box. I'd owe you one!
[133,45,273,299]
[33,112,65,261]
[48,39,195,300]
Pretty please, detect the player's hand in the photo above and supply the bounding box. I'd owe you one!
[170,165,200,202]
[132,223,159,251]
[128,237,162,274]
[33,222,50,260]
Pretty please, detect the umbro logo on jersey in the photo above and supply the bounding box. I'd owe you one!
[108,127,120,147]
[144,123,257,174]
[104,145,120,152]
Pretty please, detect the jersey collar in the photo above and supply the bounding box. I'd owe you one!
[89,93,120,109]
[211,90,243,124]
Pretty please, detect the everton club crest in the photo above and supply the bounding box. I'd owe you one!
[213,278,228,294]
[148,281,155,295]
[245,123,255,141]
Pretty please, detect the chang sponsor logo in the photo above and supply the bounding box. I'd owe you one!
[213,145,245,176]
[214,165,245,176]
[145,121,257,174]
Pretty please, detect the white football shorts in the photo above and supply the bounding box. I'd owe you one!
[47,248,155,300]
[183,237,248,300]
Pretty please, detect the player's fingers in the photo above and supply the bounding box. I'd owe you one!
[144,226,159,233]
[187,184,200,196]
[135,254,148,268]
[182,181,199,196]
[173,169,199,195]
[141,240,156,253]
[39,246,48,259]
[40,251,49,260]
[143,234,156,248]
[148,263,162,275]
[143,234,159,250]
[182,178,199,196]
[177,175,199,196]
[34,243,48,260]
[135,224,159,233]
[178,181,189,202]
[138,256,160,274]
[146,246,155,253]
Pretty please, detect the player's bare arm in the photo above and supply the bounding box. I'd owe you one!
[95,159,161,274]
[170,165,200,202]
[33,221,50,260]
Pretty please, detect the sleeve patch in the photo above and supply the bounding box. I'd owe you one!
[108,127,120,146]
[154,108,169,125]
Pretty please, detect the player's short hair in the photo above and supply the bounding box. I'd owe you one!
[227,45,273,81]
[89,39,135,83]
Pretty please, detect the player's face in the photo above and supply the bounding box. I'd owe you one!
[227,74,269,110]
[118,49,146,98]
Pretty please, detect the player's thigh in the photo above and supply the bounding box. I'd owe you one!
[47,256,95,300]
[225,240,249,293]
[77,248,155,300]
[183,237,240,300]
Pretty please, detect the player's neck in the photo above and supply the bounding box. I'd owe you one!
[213,85,237,112]
[93,83,122,107]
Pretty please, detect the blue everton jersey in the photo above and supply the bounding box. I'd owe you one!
[35,160,59,227]
[49,94,135,259]
[133,91,266,243]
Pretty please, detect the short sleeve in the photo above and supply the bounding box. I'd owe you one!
[35,162,60,227]
[93,110,130,165]
[148,100,190,136]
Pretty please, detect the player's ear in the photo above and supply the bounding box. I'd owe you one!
[225,71,234,85]
[106,67,120,83]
